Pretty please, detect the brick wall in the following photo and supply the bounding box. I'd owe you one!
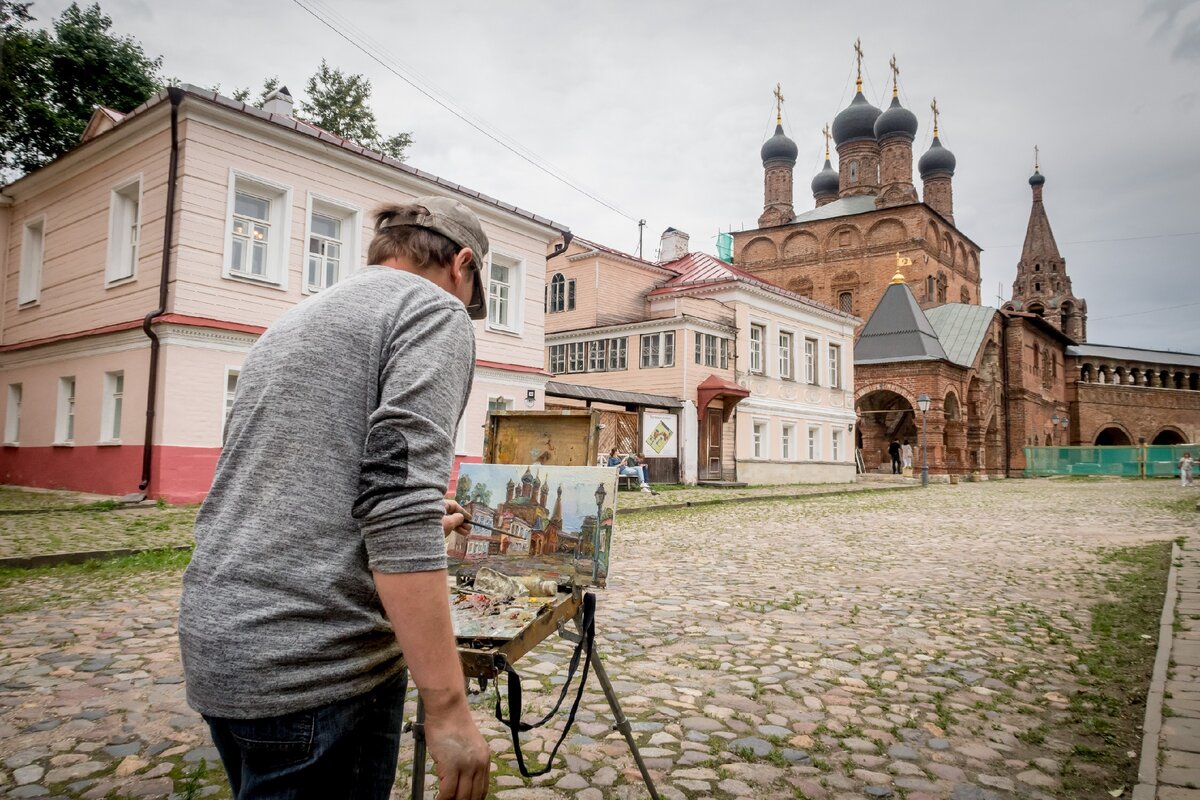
[1070,382,1200,445]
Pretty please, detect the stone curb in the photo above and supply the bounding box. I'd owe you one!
[0,544,192,570]
[1132,540,1183,800]
[0,501,154,516]
[622,483,923,515]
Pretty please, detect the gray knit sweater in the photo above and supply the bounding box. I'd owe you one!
[179,267,475,718]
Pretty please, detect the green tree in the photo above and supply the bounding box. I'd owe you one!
[1,2,162,176]
[470,483,492,508]
[300,60,411,160]
[454,475,473,505]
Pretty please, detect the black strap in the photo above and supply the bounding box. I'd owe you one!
[494,591,596,777]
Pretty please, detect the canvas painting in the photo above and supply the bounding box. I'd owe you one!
[448,464,618,589]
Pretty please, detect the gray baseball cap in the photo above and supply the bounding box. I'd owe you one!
[378,196,490,319]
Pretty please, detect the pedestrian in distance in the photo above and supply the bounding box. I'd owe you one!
[901,440,914,473]
[888,439,902,474]
[178,197,493,800]
[1181,451,1195,487]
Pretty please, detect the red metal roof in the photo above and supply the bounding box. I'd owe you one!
[649,252,857,321]
[570,236,683,273]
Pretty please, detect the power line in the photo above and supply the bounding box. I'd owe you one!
[984,231,1200,249]
[1092,300,1200,322]
[289,0,640,223]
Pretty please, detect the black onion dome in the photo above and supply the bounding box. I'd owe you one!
[832,92,881,145]
[1029,169,1045,187]
[918,135,956,177]
[811,159,839,196]
[874,95,918,140]
[761,123,798,164]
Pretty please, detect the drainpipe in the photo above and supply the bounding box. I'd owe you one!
[138,87,184,493]
[1000,314,1012,477]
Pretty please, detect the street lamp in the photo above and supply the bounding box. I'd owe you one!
[593,482,607,583]
[916,393,931,486]
[1050,415,1060,446]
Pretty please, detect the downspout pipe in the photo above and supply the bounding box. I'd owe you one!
[547,231,573,261]
[139,87,184,493]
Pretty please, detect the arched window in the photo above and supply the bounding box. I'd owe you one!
[1034,263,1041,272]
[838,291,853,313]
[1034,282,1041,292]
[960,287,970,304]
[549,273,565,312]
[936,272,947,304]
[925,275,936,298]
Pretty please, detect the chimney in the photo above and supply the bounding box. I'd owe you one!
[262,86,294,116]
[658,228,689,262]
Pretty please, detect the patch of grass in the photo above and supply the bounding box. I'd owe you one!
[1059,541,1171,798]
[0,547,192,614]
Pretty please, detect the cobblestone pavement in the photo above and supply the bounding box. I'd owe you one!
[617,476,914,511]
[0,480,1193,799]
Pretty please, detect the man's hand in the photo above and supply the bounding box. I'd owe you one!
[423,694,490,800]
[443,499,470,537]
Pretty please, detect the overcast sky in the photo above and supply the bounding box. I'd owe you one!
[29,0,1200,351]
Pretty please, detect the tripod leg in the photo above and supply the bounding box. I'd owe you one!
[410,695,427,800]
[589,649,661,800]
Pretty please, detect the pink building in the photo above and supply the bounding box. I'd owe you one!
[0,86,568,502]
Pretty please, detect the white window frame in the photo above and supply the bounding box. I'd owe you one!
[566,342,586,373]
[832,429,843,462]
[19,216,46,307]
[486,251,524,334]
[303,193,362,294]
[781,424,794,460]
[640,332,674,368]
[588,340,607,372]
[4,384,21,445]
[752,421,767,459]
[607,337,627,370]
[223,170,292,289]
[808,426,821,460]
[455,408,470,455]
[222,367,241,443]
[804,338,819,385]
[828,343,842,388]
[749,324,765,374]
[106,176,142,286]
[549,344,566,374]
[720,338,729,369]
[101,371,124,443]
[549,273,565,313]
[56,376,76,444]
[779,331,794,380]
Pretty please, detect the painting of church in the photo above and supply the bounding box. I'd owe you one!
[448,464,618,586]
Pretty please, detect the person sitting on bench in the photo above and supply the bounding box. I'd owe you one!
[619,452,654,493]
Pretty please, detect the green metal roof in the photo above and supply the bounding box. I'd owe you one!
[790,195,878,224]
[925,304,996,368]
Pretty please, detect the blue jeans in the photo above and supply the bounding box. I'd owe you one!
[206,671,407,800]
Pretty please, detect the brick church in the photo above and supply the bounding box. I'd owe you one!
[729,49,1200,477]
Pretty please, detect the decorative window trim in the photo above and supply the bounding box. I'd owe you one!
[105,175,143,287]
[778,330,795,380]
[749,323,766,374]
[781,423,795,460]
[807,425,821,461]
[302,192,363,294]
[549,273,566,313]
[4,383,21,445]
[828,343,842,389]
[804,337,819,385]
[55,376,76,445]
[100,371,124,443]
[222,367,240,442]
[223,169,293,290]
[19,215,47,307]
[752,420,768,459]
[486,251,524,335]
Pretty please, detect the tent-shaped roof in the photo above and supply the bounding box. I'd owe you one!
[854,279,948,365]
[925,304,996,368]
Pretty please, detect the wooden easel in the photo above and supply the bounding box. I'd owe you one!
[405,411,660,799]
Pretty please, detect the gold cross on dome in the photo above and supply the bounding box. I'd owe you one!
[773,82,784,124]
[822,123,832,158]
[854,38,864,90]
[1034,144,1040,171]
[889,54,899,96]
[930,97,940,136]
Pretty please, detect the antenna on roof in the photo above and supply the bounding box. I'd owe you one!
[637,219,646,259]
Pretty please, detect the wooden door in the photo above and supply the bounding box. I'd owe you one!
[701,413,723,480]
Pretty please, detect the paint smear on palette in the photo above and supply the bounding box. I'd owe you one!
[449,591,554,640]
[448,464,618,588]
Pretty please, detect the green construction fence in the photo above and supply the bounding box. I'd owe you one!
[1024,444,1198,478]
